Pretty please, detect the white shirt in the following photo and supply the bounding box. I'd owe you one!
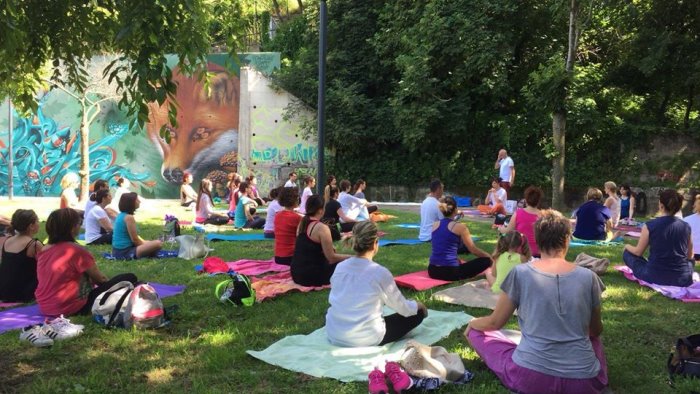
[499,156,514,182]
[338,192,367,222]
[196,194,215,221]
[488,188,507,206]
[83,199,98,228]
[263,200,283,233]
[284,180,297,188]
[419,195,443,241]
[326,257,418,347]
[683,213,700,255]
[299,187,313,214]
[85,205,109,243]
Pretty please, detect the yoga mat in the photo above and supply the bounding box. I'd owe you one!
[614,265,700,302]
[378,239,425,247]
[251,271,328,301]
[395,223,421,229]
[102,250,179,260]
[247,309,472,382]
[625,231,641,238]
[206,233,269,242]
[432,279,518,315]
[394,270,452,291]
[193,224,236,233]
[0,283,186,334]
[0,302,22,309]
[569,239,623,247]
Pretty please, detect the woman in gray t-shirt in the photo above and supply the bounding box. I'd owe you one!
[465,209,609,394]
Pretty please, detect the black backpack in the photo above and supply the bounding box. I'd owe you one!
[636,192,648,215]
[668,334,700,381]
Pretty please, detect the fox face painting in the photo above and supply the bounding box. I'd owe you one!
[146,63,240,183]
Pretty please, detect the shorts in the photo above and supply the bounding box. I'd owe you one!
[112,246,137,260]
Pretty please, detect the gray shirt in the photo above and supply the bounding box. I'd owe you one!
[501,263,605,379]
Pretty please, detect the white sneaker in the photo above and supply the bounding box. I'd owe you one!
[44,315,83,340]
[19,325,54,347]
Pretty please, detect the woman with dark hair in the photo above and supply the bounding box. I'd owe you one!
[573,188,612,241]
[227,174,242,214]
[274,187,302,265]
[624,189,694,286]
[196,178,229,225]
[234,182,265,229]
[36,208,138,316]
[263,187,283,239]
[180,172,198,208]
[338,179,372,224]
[619,184,636,222]
[111,193,163,260]
[429,196,492,281]
[84,189,114,245]
[299,176,316,214]
[499,186,544,257]
[477,178,507,215]
[108,177,133,213]
[85,179,115,220]
[0,210,42,302]
[247,175,265,206]
[291,195,351,286]
[466,210,608,394]
[323,186,358,233]
[323,175,336,204]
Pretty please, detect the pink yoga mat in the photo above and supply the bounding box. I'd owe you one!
[394,271,452,291]
[251,271,328,301]
[227,259,290,276]
[615,265,700,303]
[0,302,22,309]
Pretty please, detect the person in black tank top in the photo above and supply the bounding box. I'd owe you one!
[292,196,351,286]
[0,210,43,302]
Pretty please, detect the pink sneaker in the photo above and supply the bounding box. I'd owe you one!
[385,361,412,392]
[368,368,388,394]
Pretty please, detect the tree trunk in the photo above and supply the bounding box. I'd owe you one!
[271,0,283,21]
[552,110,566,210]
[296,0,303,14]
[79,109,90,203]
[684,84,694,130]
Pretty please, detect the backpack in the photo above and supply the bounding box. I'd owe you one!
[636,191,647,215]
[92,281,134,328]
[123,284,169,329]
[668,334,700,381]
[215,273,255,307]
[162,215,181,243]
[202,256,231,274]
[175,234,212,260]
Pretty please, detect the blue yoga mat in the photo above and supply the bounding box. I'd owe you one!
[395,223,421,229]
[102,250,179,260]
[569,238,623,247]
[378,239,425,247]
[206,233,270,242]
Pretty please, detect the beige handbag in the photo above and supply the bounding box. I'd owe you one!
[399,340,465,382]
[574,252,609,275]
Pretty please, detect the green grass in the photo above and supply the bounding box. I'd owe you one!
[0,200,699,393]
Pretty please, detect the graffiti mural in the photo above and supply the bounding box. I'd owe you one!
[250,143,317,166]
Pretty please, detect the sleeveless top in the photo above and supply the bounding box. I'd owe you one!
[515,208,539,256]
[491,252,521,293]
[620,196,630,219]
[0,238,39,302]
[608,196,621,227]
[645,216,693,286]
[291,221,327,273]
[429,218,460,267]
[112,212,134,249]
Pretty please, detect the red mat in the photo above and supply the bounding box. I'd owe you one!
[394,270,452,291]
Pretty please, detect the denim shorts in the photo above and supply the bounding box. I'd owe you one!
[112,246,137,260]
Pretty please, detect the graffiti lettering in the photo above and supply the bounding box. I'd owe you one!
[250,143,317,166]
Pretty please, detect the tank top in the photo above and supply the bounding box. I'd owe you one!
[112,212,134,249]
[429,218,460,267]
[608,196,621,227]
[491,252,521,293]
[0,238,39,301]
[620,197,630,219]
[291,221,327,273]
[515,208,539,256]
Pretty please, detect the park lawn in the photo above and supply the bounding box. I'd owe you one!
[0,201,698,393]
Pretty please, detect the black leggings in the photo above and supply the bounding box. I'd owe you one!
[379,308,427,345]
[291,263,337,287]
[88,232,113,245]
[428,257,491,281]
[79,273,138,315]
[340,222,356,232]
[204,214,229,225]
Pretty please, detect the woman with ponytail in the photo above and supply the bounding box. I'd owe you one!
[325,221,427,347]
[84,189,114,245]
[291,195,351,286]
[0,210,42,302]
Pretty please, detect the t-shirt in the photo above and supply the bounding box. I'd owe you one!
[338,192,366,221]
[35,242,96,316]
[83,199,98,227]
[263,200,283,233]
[85,205,109,243]
[196,194,214,223]
[234,196,253,228]
[683,213,700,256]
[488,188,507,206]
[355,191,366,199]
[491,252,521,293]
[284,180,297,188]
[499,156,514,182]
[503,263,604,379]
[274,210,302,257]
[299,187,313,214]
[573,201,611,241]
[419,196,443,242]
[180,184,196,204]
[322,199,342,223]
[326,256,418,347]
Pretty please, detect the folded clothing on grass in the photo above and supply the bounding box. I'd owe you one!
[614,265,700,302]
[102,250,179,260]
[247,309,472,382]
[251,271,328,302]
[195,259,291,276]
[432,279,501,311]
[0,283,186,334]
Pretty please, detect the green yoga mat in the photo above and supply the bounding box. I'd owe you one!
[247,309,472,382]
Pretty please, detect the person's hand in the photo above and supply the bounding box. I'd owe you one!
[416,302,428,317]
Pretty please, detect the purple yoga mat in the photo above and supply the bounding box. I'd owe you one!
[0,282,186,334]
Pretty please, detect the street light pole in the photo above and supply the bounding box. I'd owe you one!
[7,98,13,200]
[317,0,327,194]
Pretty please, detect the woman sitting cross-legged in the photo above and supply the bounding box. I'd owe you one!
[263,187,283,239]
[326,220,427,347]
[291,195,351,286]
[111,193,163,260]
[477,178,507,216]
[624,189,694,287]
[273,187,302,265]
[84,189,114,245]
[498,186,543,258]
[465,209,608,394]
[234,182,265,229]
[180,172,198,208]
[338,179,372,225]
[195,178,229,225]
[0,209,43,302]
[428,196,492,281]
[59,172,84,215]
[322,186,355,238]
[573,188,613,241]
[35,208,138,316]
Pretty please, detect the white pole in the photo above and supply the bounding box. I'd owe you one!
[7,98,13,200]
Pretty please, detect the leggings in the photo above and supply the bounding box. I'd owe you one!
[204,214,229,225]
[88,232,113,245]
[79,273,138,315]
[291,263,337,287]
[379,308,427,345]
[244,216,266,229]
[428,257,492,281]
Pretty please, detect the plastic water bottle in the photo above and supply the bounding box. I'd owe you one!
[220,286,233,303]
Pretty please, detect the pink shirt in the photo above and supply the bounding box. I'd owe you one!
[35,242,96,316]
[515,208,539,256]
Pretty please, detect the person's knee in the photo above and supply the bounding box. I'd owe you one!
[154,240,163,249]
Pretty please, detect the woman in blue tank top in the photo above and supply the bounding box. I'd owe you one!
[428,197,492,281]
[112,192,163,260]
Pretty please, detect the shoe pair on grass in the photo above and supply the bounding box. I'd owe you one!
[368,361,412,394]
[19,315,84,348]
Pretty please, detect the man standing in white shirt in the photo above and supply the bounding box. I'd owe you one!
[419,180,444,242]
[495,149,515,192]
[283,172,298,188]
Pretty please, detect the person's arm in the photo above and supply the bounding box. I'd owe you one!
[27,239,44,258]
[510,166,515,185]
[605,218,613,233]
[624,225,649,256]
[629,196,636,220]
[337,208,355,223]
[485,190,494,205]
[604,196,613,209]
[0,215,10,226]
[378,269,425,317]
[457,223,491,259]
[98,217,113,232]
[688,235,694,260]
[317,224,351,263]
[494,157,501,170]
[124,215,144,246]
[465,292,516,333]
[493,190,505,205]
[84,264,108,285]
[589,306,603,337]
[498,211,517,234]
[244,202,255,220]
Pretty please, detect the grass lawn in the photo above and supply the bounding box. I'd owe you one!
[0,199,699,393]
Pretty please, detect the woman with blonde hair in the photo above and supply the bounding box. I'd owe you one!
[603,181,621,228]
[59,172,82,214]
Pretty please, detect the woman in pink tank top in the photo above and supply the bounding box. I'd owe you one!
[499,186,543,257]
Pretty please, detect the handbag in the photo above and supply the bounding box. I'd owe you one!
[175,234,213,260]
[668,334,700,381]
[399,340,466,382]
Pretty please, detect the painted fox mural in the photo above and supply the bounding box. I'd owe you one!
[146,63,240,183]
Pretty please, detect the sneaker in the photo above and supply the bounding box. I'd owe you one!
[44,316,83,340]
[368,368,388,394]
[47,315,85,331]
[385,361,412,393]
[19,325,54,347]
